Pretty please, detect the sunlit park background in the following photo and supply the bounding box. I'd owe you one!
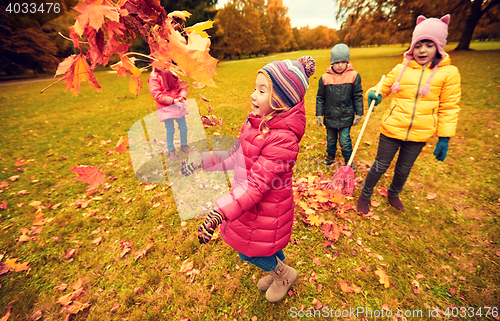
[1,0,500,320]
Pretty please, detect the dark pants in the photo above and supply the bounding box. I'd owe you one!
[326,127,352,160]
[360,134,425,200]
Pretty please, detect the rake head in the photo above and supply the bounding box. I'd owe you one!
[324,165,355,196]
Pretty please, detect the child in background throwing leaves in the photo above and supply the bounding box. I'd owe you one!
[148,66,190,160]
[356,15,461,214]
[181,56,316,302]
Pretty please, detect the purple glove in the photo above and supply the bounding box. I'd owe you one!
[198,210,223,244]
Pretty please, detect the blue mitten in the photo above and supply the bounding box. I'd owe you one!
[433,137,450,161]
[367,91,382,108]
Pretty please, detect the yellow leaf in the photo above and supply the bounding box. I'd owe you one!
[185,20,214,38]
[307,214,324,227]
[375,267,390,288]
[168,10,192,21]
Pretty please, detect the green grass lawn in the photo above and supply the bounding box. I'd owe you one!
[0,42,499,320]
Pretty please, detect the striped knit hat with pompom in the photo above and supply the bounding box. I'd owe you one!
[259,56,316,110]
[392,14,450,97]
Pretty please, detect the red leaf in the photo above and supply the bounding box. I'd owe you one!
[321,222,340,242]
[378,187,388,197]
[0,182,9,188]
[312,257,321,265]
[15,159,26,166]
[71,165,105,190]
[64,248,76,259]
[0,201,6,210]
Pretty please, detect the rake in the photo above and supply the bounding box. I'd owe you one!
[324,75,386,196]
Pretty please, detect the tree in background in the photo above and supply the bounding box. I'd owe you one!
[297,26,338,50]
[334,0,500,49]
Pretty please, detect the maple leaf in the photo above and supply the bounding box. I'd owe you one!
[0,182,9,188]
[378,187,388,197]
[185,20,214,38]
[307,214,324,227]
[0,201,6,210]
[45,54,102,96]
[110,55,143,96]
[4,258,29,272]
[115,136,129,153]
[375,267,390,288]
[321,222,340,242]
[73,2,120,36]
[170,32,218,87]
[71,165,106,190]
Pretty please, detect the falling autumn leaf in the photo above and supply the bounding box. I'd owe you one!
[73,2,120,36]
[115,136,129,154]
[43,54,102,96]
[71,165,106,190]
[110,55,143,96]
[375,267,390,289]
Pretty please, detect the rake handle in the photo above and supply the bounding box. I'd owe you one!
[347,75,386,166]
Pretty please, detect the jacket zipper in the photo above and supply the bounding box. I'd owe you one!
[405,65,426,141]
[221,118,255,238]
[384,106,397,122]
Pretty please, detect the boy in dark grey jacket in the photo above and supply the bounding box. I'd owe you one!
[316,43,364,166]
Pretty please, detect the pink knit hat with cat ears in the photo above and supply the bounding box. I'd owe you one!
[391,14,450,97]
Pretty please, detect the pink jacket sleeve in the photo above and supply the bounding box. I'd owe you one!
[148,73,176,106]
[201,143,239,172]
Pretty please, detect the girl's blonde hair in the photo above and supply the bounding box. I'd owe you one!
[258,109,287,138]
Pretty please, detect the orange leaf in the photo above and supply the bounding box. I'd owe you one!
[375,267,390,289]
[64,249,76,259]
[5,258,29,272]
[0,182,9,188]
[0,202,6,210]
[134,242,154,261]
[8,175,19,181]
[70,165,105,190]
[73,2,120,36]
[321,222,340,242]
[115,136,129,154]
[15,159,26,166]
[169,32,218,87]
[110,56,143,96]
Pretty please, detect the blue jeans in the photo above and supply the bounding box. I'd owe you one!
[326,127,353,160]
[360,134,426,200]
[163,116,187,150]
[238,250,285,272]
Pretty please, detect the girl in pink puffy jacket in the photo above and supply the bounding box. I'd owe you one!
[181,56,316,302]
[148,67,190,160]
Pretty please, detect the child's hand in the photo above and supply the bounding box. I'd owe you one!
[368,91,382,107]
[316,116,324,127]
[198,210,224,244]
[433,137,450,161]
[180,151,202,176]
[352,115,362,126]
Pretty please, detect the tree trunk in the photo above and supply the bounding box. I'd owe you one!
[455,0,500,50]
[455,0,483,50]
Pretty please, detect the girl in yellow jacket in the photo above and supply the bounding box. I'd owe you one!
[357,14,461,214]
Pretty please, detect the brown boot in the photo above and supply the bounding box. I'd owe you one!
[356,197,370,214]
[257,259,286,291]
[388,196,405,211]
[265,258,299,302]
[180,144,190,154]
[167,149,177,160]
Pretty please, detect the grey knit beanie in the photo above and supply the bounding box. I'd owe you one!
[330,43,350,64]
